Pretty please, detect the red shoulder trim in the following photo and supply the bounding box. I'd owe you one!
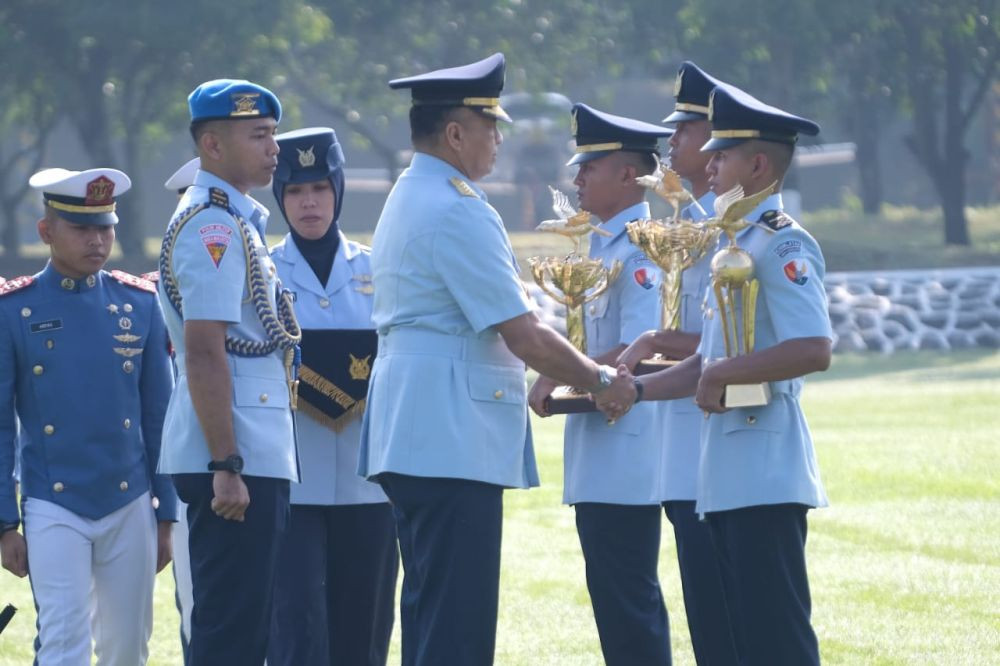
[109,269,157,293]
[0,275,34,296]
[139,270,160,283]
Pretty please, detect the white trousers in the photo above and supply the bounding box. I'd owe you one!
[24,492,157,666]
[172,499,193,649]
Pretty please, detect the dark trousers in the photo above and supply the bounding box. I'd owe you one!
[173,473,289,666]
[378,473,504,666]
[268,502,399,666]
[706,503,819,666]
[575,503,672,666]
[663,500,738,666]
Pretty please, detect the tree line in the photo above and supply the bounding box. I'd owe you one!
[0,0,996,258]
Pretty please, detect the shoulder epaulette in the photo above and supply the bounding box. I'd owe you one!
[757,209,794,232]
[449,177,479,198]
[110,269,157,293]
[140,270,160,283]
[209,187,230,209]
[0,275,34,296]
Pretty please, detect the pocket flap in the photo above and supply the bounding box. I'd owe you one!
[234,377,289,408]
[467,365,525,405]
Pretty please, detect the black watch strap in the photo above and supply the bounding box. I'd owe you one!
[207,454,244,474]
[633,378,644,403]
[0,521,20,536]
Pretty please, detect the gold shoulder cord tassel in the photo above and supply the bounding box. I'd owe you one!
[285,346,300,411]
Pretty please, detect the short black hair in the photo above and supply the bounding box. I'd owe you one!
[621,151,658,177]
[189,119,226,145]
[409,104,461,145]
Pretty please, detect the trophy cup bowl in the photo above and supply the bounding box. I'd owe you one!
[625,217,719,375]
[529,254,623,413]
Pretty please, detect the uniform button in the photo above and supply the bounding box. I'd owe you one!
[493,390,504,400]
[589,305,596,315]
[21,307,31,318]
[33,365,44,375]
[44,425,55,435]
[151,496,160,510]
[123,303,133,313]
[123,418,131,429]
[85,275,96,288]
[60,277,75,290]
[259,393,269,403]
[746,415,757,425]
[319,298,330,308]
[122,360,134,373]
[53,482,64,493]
[46,339,55,350]
[120,481,129,491]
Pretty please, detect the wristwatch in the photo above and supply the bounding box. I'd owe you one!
[207,454,244,474]
[0,521,19,536]
[588,365,616,393]
[633,378,644,403]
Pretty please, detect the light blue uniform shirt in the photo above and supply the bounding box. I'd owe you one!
[358,153,538,488]
[271,232,387,505]
[695,193,831,513]
[158,170,297,481]
[660,190,716,501]
[563,202,664,505]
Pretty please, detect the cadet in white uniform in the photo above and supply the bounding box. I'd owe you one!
[528,103,673,666]
[0,167,177,665]
[267,127,397,666]
[611,83,831,666]
[358,53,635,666]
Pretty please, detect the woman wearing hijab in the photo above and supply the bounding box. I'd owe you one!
[268,127,398,666]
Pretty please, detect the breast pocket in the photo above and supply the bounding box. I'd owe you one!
[720,402,784,435]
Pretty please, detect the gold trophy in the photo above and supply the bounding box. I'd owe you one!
[625,165,719,373]
[704,181,777,407]
[530,187,623,413]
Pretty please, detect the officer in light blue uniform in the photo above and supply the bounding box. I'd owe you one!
[268,127,398,666]
[622,61,740,666]
[530,103,674,665]
[0,167,177,665]
[695,84,829,664]
[360,53,631,666]
[157,79,301,665]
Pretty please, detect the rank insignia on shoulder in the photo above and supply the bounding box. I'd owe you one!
[758,209,793,232]
[449,177,478,198]
[110,270,157,293]
[0,275,34,296]
[208,187,230,209]
[139,271,160,283]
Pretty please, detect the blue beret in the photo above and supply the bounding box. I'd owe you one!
[188,79,281,124]
[273,127,346,223]
[702,85,820,151]
[389,53,512,122]
[664,61,727,124]
[567,103,672,166]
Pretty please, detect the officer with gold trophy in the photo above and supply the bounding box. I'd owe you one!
[601,83,832,665]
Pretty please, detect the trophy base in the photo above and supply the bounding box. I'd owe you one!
[635,356,679,376]
[722,383,772,408]
[543,386,597,414]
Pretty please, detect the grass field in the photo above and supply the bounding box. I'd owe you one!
[1,350,999,664]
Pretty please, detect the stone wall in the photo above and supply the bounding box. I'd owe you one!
[525,267,1000,353]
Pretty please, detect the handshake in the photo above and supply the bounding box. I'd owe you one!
[528,364,639,422]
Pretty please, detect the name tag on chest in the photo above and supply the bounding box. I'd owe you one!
[30,319,63,333]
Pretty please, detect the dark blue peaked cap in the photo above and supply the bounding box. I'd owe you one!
[272,127,346,223]
[663,61,727,124]
[702,84,820,151]
[567,103,673,166]
[389,53,512,122]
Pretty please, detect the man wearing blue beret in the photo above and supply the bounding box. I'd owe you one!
[156,78,301,665]
[359,53,635,666]
[0,167,177,664]
[606,83,831,665]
